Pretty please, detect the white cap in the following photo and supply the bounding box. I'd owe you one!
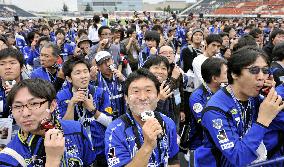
[95,51,112,64]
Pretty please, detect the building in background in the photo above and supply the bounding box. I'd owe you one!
[143,0,191,13]
[77,0,143,12]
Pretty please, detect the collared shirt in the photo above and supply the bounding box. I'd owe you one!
[104,112,179,167]
[56,84,111,156]
[0,119,96,166]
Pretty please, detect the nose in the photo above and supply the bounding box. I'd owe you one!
[256,70,265,80]
[139,90,148,100]
[22,106,32,118]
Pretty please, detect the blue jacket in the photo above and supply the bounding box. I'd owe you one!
[0,85,9,118]
[23,46,40,67]
[56,41,75,61]
[138,46,158,68]
[104,111,179,167]
[15,34,26,54]
[56,85,111,157]
[0,120,96,167]
[30,67,57,82]
[195,87,268,167]
[188,85,212,150]
[96,73,126,118]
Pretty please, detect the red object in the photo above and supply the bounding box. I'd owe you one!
[40,120,55,131]
[57,56,63,65]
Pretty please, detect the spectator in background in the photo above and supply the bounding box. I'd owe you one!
[263,28,284,62]
[271,42,284,87]
[88,15,101,45]
[0,48,25,118]
[30,42,65,92]
[121,28,140,71]
[192,34,222,88]
[23,30,40,67]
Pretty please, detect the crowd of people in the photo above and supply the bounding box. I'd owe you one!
[0,12,284,166]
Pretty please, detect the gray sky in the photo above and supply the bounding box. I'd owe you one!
[10,0,196,12]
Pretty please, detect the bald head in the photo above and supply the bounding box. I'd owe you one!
[159,45,174,64]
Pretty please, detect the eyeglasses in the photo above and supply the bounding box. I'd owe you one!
[11,100,48,113]
[243,66,270,75]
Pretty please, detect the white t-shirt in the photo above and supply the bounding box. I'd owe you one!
[192,54,208,88]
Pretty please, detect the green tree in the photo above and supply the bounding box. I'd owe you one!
[166,5,171,13]
[63,3,68,12]
[85,3,92,11]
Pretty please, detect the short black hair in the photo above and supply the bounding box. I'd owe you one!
[219,32,229,38]
[152,24,163,33]
[126,28,136,38]
[77,29,88,38]
[233,35,257,52]
[249,28,262,38]
[227,46,269,84]
[272,42,284,61]
[269,28,284,42]
[205,34,222,46]
[93,15,100,23]
[125,68,160,96]
[0,48,25,68]
[62,56,91,77]
[41,25,49,31]
[223,26,234,33]
[142,56,170,71]
[37,36,51,46]
[202,58,226,84]
[55,29,65,36]
[7,79,56,107]
[98,26,110,36]
[27,30,40,46]
[144,30,160,46]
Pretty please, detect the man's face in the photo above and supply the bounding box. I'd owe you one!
[192,32,203,44]
[159,46,175,64]
[126,77,158,116]
[145,40,157,48]
[206,41,221,57]
[0,56,21,81]
[100,28,112,42]
[56,32,65,41]
[42,29,50,36]
[273,33,284,46]
[215,64,228,85]
[234,56,269,99]
[69,63,90,89]
[34,33,40,43]
[222,35,230,47]
[40,47,57,68]
[149,62,168,83]
[97,58,114,77]
[79,41,90,54]
[229,29,236,39]
[11,87,51,133]
[114,31,121,39]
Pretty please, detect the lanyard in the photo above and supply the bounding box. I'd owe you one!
[202,81,213,98]
[227,85,253,136]
[98,72,119,114]
[126,111,168,166]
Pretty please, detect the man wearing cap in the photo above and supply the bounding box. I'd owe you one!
[74,35,92,58]
[95,51,126,118]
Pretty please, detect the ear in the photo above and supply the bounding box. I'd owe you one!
[66,76,72,83]
[49,100,57,113]
[124,95,128,105]
[232,73,238,80]
[212,76,218,83]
